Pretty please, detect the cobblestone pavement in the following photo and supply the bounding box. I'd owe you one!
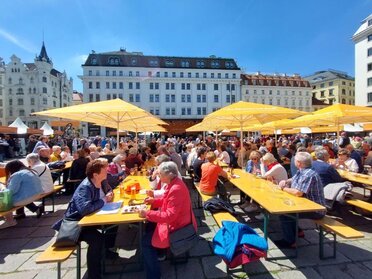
[1,176,372,278]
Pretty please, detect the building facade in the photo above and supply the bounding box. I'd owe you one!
[0,42,73,128]
[79,49,241,136]
[241,73,312,112]
[304,70,355,106]
[353,14,372,106]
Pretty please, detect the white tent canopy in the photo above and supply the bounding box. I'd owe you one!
[40,122,54,136]
[9,117,28,134]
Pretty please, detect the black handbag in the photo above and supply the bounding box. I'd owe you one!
[169,205,198,256]
[53,218,81,247]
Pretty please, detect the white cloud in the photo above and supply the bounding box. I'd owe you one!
[70,54,88,64]
[0,28,37,53]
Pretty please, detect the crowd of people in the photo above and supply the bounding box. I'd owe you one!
[1,131,372,278]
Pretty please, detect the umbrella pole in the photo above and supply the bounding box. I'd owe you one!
[240,123,244,170]
[116,117,120,151]
[336,119,340,149]
[215,130,218,142]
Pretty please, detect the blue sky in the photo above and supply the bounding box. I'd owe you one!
[1,0,372,92]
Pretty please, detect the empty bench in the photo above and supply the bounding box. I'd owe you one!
[314,215,364,259]
[36,244,81,279]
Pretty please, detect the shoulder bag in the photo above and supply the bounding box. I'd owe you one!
[168,204,198,256]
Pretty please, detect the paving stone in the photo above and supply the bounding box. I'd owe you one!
[63,267,87,278]
[18,252,56,271]
[343,262,372,279]
[0,270,38,279]
[277,267,320,279]
[243,258,286,275]
[28,226,57,238]
[362,260,372,271]
[159,260,176,279]
[202,255,228,278]
[33,268,68,279]
[337,240,372,261]
[249,273,280,279]
[175,258,205,279]
[21,236,56,252]
[198,225,217,240]
[0,226,38,239]
[0,252,35,273]
[36,216,62,226]
[16,217,40,228]
[317,264,353,279]
[0,238,30,253]
[189,238,212,256]
[203,215,218,226]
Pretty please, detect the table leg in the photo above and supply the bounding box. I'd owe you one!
[263,211,269,239]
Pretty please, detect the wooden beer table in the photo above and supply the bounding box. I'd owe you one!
[79,175,150,274]
[230,169,326,257]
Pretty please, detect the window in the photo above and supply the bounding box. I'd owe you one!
[232,95,236,102]
[166,83,170,90]
[369,19,372,26]
[136,82,140,89]
[149,60,159,67]
[214,84,218,90]
[155,94,160,102]
[226,95,230,103]
[43,87,47,93]
[181,108,186,115]
[164,72,168,77]
[196,61,205,68]
[172,72,176,78]
[166,108,170,115]
[129,82,133,89]
[329,81,333,86]
[226,84,230,91]
[113,71,116,76]
[181,61,190,68]
[136,71,140,77]
[42,76,47,82]
[187,94,191,102]
[181,95,186,102]
[211,61,220,68]
[187,108,191,115]
[156,72,160,77]
[188,72,191,78]
[165,60,174,67]
[320,83,325,88]
[368,92,372,102]
[197,107,201,115]
[214,95,219,102]
[181,83,185,90]
[118,94,123,100]
[203,73,207,78]
[150,83,154,90]
[225,61,235,68]
[180,72,184,78]
[31,98,35,105]
[106,82,110,89]
[149,94,154,102]
[276,99,280,105]
[17,88,23,95]
[171,108,176,115]
[119,71,123,76]
[112,82,117,89]
[368,63,372,72]
[232,73,236,79]
[18,99,23,105]
[197,84,201,90]
[320,91,325,97]
[196,73,199,78]
[202,107,207,115]
[368,78,372,86]
[368,48,372,56]
[96,94,100,101]
[171,83,175,90]
[106,71,109,76]
[202,95,206,102]
[155,83,159,90]
[202,84,206,90]
[171,95,175,102]
[89,94,93,102]
[107,94,111,100]
[129,71,133,77]
[186,83,190,90]
[119,82,123,89]
[89,82,93,89]
[8,78,12,84]
[225,73,229,79]
[43,98,48,105]
[218,73,221,78]
[329,89,334,96]
[96,82,100,89]
[166,95,170,102]
[135,94,140,102]
[96,70,100,76]
[129,94,134,102]
[131,58,137,65]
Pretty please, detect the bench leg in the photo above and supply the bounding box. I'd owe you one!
[57,262,61,279]
[76,244,81,279]
[319,226,336,259]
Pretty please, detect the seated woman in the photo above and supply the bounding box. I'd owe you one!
[107,154,126,175]
[199,151,229,200]
[138,161,197,279]
[214,143,230,165]
[333,148,359,173]
[66,149,90,194]
[124,147,144,174]
[0,160,43,229]
[260,153,288,184]
[60,146,73,161]
[53,159,117,279]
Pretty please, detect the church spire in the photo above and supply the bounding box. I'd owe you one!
[37,41,51,63]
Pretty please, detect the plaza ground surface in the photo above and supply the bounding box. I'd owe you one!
[1,175,372,279]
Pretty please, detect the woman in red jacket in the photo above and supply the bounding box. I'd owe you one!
[138,161,197,279]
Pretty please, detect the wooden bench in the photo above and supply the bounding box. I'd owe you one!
[0,185,63,218]
[314,215,364,259]
[36,244,81,279]
[193,184,238,226]
[346,199,372,213]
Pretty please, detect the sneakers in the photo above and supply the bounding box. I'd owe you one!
[0,219,17,230]
[255,213,265,220]
[244,204,259,213]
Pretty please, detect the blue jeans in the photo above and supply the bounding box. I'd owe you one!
[279,212,324,244]
[142,224,161,279]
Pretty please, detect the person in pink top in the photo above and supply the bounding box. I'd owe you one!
[138,161,196,279]
[199,151,229,198]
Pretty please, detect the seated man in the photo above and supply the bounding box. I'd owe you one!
[192,147,207,182]
[276,152,326,248]
[50,146,62,162]
[199,151,229,200]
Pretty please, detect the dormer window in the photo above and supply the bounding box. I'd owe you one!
[108,57,120,65]
[368,19,372,26]
[165,60,174,67]
[225,61,235,68]
[131,58,137,65]
[181,61,190,67]
[196,61,205,68]
[211,61,220,68]
[149,60,159,67]
[91,57,97,65]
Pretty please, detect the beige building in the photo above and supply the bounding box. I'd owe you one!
[304,70,355,105]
